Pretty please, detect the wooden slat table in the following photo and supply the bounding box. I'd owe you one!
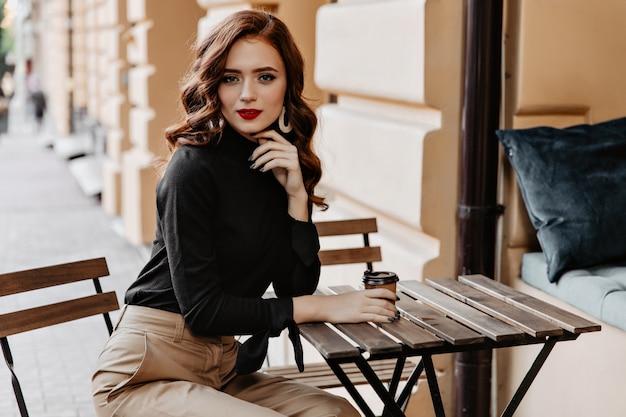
[298,276,601,417]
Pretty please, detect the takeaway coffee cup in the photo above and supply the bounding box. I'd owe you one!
[362,271,399,302]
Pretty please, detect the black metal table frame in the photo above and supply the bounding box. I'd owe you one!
[323,333,577,417]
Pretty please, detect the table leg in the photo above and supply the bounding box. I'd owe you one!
[395,358,425,411]
[326,355,447,417]
[327,356,408,417]
[326,360,378,417]
[381,357,415,416]
[500,337,558,417]
[388,356,406,398]
[423,355,446,417]
[354,357,406,417]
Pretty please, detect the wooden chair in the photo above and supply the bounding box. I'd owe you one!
[264,218,417,389]
[0,257,119,417]
[315,217,382,271]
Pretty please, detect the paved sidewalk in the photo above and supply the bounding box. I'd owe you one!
[0,126,147,417]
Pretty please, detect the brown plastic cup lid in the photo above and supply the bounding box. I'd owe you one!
[362,270,399,285]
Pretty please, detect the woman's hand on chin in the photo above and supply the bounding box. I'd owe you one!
[249,130,308,220]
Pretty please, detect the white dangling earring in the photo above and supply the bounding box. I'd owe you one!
[278,106,293,133]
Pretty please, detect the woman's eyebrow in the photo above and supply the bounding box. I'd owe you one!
[253,66,279,73]
[223,66,279,73]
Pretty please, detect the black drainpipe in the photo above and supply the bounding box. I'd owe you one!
[456,0,503,416]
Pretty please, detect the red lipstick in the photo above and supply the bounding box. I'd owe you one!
[237,109,262,120]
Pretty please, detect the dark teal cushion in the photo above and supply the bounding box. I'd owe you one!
[497,117,626,282]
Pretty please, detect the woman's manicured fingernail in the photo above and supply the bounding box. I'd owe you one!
[395,311,400,318]
[387,317,395,322]
[249,163,256,169]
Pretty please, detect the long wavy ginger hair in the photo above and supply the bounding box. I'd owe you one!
[164,10,326,210]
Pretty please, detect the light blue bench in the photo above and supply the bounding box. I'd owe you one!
[521,252,626,332]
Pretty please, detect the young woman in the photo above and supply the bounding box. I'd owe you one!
[92,10,397,417]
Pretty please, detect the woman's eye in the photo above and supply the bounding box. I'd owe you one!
[222,75,239,83]
[259,74,275,82]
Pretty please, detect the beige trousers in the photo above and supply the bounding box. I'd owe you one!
[92,305,359,417]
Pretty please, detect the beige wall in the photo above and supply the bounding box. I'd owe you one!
[85,0,101,124]
[312,0,465,301]
[498,0,626,416]
[71,0,88,111]
[100,0,131,216]
[120,0,204,245]
[36,0,71,135]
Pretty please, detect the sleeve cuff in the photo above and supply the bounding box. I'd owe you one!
[234,320,304,374]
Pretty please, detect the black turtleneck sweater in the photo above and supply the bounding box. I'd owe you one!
[124,125,320,373]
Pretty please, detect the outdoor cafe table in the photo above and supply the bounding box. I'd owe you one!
[297,275,601,417]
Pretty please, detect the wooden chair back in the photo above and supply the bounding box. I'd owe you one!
[0,257,119,417]
[315,217,382,271]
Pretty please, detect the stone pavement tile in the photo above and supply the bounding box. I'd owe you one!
[0,132,147,416]
[0,133,93,211]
